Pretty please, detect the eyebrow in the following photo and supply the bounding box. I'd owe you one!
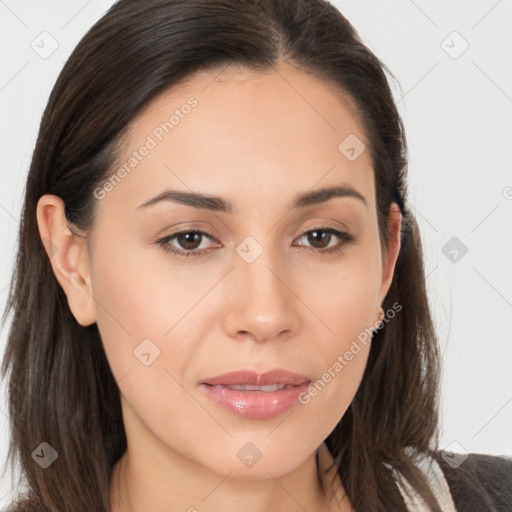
[137,184,368,213]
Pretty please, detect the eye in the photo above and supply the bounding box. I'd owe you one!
[293,227,355,255]
[156,229,220,258]
[155,227,355,258]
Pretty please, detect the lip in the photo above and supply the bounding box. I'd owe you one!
[202,369,311,387]
[199,369,312,420]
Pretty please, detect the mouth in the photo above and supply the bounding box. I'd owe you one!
[198,369,312,420]
[200,368,311,387]
[211,383,295,392]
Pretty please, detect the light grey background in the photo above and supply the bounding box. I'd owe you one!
[1,0,511,505]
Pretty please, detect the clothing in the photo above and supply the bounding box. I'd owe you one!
[389,451,458,511]
[395,450,512,511]
[435,451,512,511]
[317,442,512,511]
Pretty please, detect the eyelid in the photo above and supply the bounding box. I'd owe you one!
[155,224,355,258]
[294,227,355,252]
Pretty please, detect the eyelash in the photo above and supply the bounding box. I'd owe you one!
[155,227,355,258]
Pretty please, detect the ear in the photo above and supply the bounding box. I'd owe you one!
[36,194,97,327]
[377,202,402,307]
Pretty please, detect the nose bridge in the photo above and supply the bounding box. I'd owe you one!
[224,237,300,340]
[239,239,287,309]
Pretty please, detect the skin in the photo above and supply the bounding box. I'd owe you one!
[37,61,401,511]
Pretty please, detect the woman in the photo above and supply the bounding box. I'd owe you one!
[1,0,510,510]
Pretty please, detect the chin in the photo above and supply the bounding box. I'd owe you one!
[209,441,310,481]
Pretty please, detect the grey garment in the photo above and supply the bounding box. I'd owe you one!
[437,451,512,511]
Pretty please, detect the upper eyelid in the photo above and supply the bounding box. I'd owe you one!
[165,225,348,237]
[161,226,350,248]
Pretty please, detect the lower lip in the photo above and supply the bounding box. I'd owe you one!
[198,382,311,420]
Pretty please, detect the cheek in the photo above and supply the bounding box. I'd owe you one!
[292,307,374,445]
[292,248,381,427]
[299,289,374,422]
[298,344,371,441]
[89,239,210,384]
[89,245,210,444]
[299,245,382,337]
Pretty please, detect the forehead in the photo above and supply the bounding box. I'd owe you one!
[100,62,374,217]
[126,62,368,145]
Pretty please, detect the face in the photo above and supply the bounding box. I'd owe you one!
[60,62,401,479]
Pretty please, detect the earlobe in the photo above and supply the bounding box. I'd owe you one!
[36,194,97,327]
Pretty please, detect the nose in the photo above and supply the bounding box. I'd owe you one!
[222,247,302,343]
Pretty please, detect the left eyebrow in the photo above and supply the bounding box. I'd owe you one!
[136,184,368,213]
[292,184,368,210]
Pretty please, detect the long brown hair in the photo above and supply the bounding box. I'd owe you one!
[1,0,443,510]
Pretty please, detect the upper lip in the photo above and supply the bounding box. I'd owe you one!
[201,369,311,387]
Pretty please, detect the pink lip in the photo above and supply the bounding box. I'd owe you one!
[199,369,311,420]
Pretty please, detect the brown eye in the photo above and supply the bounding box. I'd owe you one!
[157,230,219,258]
[175,232,204,251]
[295,228,355,254]
[305,230,333,249]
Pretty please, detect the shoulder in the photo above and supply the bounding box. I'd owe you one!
[434,450,512,510]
